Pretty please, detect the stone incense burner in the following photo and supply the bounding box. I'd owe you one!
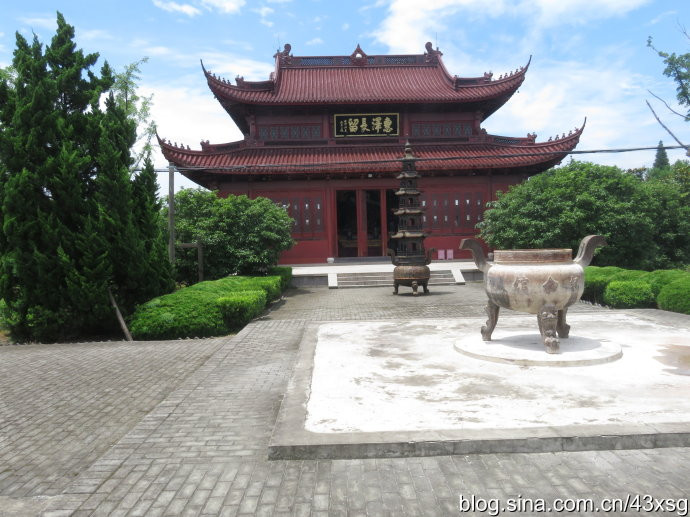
[460,235,606,353]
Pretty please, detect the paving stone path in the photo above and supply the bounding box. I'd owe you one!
[0,284,688,516]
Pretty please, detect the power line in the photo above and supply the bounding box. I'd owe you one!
[144,144,689,173]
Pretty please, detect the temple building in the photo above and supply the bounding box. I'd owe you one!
[160,43,583,264]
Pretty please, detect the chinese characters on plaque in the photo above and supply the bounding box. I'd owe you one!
[334,113,399,137]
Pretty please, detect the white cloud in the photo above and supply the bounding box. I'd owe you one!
[342,23,350,31]
[152,0,201,17]
[373,0,654,54]
[146,46,174,56]
[306,37,323,46]
[252,6,274,26]
[253,6,274,17]
[200,51,275,80]
[266,0,292,3]
[648,10,677,25]
[19,16,56,30]
[200,0,245,14]
[526,0,651,28]
[143,82,244,191]
[77,29,114,41]
[485,58,687,169]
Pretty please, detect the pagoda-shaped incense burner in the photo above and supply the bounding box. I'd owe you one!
[387,143,433,295]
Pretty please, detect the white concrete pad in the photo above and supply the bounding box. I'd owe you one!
[306,314,690,433]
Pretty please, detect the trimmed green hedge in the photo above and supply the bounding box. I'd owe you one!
[217,290,267,329]
[603,280,655,309]
[270,266,293,290]
[583,266,690,314]
[129,269,290,340]
[658,276,690,315]
[583,266,624,304]
[643,269,688,297]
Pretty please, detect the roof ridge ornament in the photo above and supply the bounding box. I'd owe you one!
[424,41,442,63]
[350,44,368,65]
[274,43,292,65]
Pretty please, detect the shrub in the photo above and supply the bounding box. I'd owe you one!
[129,270,290,340]
[609,270,648,282]
[129,290,227,340]
[603,280,656,309]
[657,277,690,315]
[169,189,295,284]
[642,269,690,297]
[583,266,624,304]
[217,290,267,329]
[478,160,690,270]
[270,266,293,290]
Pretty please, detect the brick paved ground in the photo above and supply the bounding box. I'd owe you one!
[1,284,688,516]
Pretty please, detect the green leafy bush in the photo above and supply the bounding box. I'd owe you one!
[270,266,293,290]
[583,266,624,304]
[169,189,295,284]
[609,270,648,282]
[129,290,228,340]
[642,269,689,297]
[478,161,690,270]
[657,277,690,315]
[217,291,267,329]
[129,269,290,340]
[603,280,655,309]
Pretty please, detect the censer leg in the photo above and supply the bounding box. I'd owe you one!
[556,308,570,338]
[481,301,499,341]
[537,304,560,354]
[411,281,419,296]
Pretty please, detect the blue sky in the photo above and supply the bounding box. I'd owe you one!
[1,0,689,191]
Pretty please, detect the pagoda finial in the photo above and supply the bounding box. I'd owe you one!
[403,140,415,160]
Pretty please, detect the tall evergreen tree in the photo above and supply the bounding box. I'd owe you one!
[132,155,175,299]
[0,13,172,341]
[653,140,671,170]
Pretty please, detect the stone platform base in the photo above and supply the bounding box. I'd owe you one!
[454,333,622,367]
[269,313,690,460]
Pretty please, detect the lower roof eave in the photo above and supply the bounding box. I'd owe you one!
[175,157,572,189]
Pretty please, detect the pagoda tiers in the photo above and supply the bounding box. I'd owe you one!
[160,42,584,264]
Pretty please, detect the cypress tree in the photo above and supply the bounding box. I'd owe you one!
[0,13,172,341]
[653,140,670,170]
[131,155,175,299]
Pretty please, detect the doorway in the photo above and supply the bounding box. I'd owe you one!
[336,190,357,257]
[365,190,382,256]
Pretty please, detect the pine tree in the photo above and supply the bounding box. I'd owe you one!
[0,13,172,341]
[653,140,670,170]
[132,155,175,299]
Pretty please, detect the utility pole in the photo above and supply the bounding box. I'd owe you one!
[168,162,175,263]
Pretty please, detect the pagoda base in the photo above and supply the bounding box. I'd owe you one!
[393,264,430,296]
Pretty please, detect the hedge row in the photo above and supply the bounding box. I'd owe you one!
[583,266,690,314]
[129,268,291,340]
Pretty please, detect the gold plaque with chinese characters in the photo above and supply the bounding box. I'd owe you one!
[333,113,399,137]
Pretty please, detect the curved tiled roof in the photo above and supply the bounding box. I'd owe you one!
[159,125,583,183]
[203,44,529,108]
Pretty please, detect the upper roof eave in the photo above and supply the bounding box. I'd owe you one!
[202,44,530,108]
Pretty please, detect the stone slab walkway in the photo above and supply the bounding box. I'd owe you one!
[0,283,688,516]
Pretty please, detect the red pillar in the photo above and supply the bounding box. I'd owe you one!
[356,189,367,257]
[379,189,388,256]
[326,186,337,258]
